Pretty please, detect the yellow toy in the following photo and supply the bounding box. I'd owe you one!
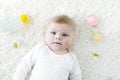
[20,14,29,24]
[92,53,99,57]
[92,29,102,42]
[13,42,19,48]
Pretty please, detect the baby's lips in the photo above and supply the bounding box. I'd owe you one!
[53,42,62,45]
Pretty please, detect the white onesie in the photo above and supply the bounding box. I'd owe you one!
[13,44,82,80]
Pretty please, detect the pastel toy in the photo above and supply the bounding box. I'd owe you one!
[13,42,19,48]
[86,15,102,42]
[87,16,99,27]
[0,14,29,32]
[92,53,99,57]
[92,29,102,42]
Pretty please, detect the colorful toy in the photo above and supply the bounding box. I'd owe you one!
[13,42,19,48]
[20,14,29,24]
[87,16,99,27]
[0,14,29,32]
[92,29,102,42]
[92,53,99,57]
[87,16,102,42]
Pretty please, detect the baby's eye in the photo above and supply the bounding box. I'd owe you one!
[62,34,69,37]
[51,32,56,35]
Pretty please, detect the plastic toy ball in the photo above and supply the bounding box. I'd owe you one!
[87,16,99,27]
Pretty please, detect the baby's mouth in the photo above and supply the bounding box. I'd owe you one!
[53,42,62,45]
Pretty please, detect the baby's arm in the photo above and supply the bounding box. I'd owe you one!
[13,46,38,80]
[69,56,82,80]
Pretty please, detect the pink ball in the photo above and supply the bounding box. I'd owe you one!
[87,16,99,27]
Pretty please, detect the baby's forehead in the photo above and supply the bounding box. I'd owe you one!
[47,21,75,31]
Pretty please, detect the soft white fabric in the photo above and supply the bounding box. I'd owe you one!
[13,44,82,80]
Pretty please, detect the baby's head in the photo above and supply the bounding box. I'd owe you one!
[45,15,76,54]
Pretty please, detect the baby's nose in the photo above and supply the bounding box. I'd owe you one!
[56,35,62,40]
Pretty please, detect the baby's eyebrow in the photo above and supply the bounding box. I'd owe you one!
[62,32,70,34]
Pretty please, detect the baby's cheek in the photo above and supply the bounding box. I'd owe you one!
[68,39,74,46]
[64,40,71,46]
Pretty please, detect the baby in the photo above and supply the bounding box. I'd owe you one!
[13,15,82,80]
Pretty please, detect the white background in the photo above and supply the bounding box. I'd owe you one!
[0,0,120,80]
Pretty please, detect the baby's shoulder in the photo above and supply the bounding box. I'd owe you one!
[69,52,78,60]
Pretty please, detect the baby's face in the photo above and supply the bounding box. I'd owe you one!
[45,22,75,54]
